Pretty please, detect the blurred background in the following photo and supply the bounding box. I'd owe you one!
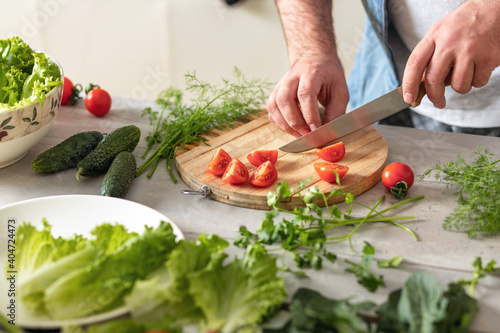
[0,0,365,100]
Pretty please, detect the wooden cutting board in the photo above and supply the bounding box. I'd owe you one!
[175,114,388,210]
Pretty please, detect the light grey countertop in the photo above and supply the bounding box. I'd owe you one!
[1,97,499,332]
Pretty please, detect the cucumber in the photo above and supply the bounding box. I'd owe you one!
[33,131,103,173]
[100,151,137,198]
[76,125,141,180]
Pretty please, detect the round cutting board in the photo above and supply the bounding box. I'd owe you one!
[175,114,388,210]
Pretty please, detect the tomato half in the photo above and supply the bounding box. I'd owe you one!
[381,162,414,198]
[315,142,345,162]
[85,88,112,117]
[249,161,278,187]
[247,150,278,167]
[61,77,74,105]
[314,162,349,183]
[222,158,249,185]
[206,148,232,176]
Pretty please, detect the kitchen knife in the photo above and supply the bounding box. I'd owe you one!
[279,82,427,153]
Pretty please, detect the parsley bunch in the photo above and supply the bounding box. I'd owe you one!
[421,147,500,238]
[235,178,424,275]
[136,68,272,181]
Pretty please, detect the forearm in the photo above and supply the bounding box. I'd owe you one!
[275,0,337,65]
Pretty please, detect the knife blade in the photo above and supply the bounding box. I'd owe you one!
[279,84,426,153]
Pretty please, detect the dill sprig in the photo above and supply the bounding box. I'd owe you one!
[421,146,500,238]
[136,68,272,182]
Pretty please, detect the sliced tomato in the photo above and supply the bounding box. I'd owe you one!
[314,162,349,183]
[222,158,249,184]
[249,161,278,187]
[247,150,278,167]
[315,142,345,162]
[207,148,232,176]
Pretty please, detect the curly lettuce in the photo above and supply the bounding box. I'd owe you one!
[0,36,62,111]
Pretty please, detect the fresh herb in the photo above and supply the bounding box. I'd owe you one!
[136,68,272,182]
[377,271,478,333]
[345,242,402,293]
[458,257,500,297]
[421,146,500,238]
[234,179,424,275]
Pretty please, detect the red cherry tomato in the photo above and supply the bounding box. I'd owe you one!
[247,150,278,167]
[221,158,249,185]
[206,148,232,176]
[249,161,278,187]
[381,162,414,198]
[85,88,112,117]
[314,162,349,183]
[315,142,345,162]
[61,77,74,105]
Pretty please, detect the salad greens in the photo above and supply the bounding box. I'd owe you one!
[16,220,178,319]
[458,257,500,297]
[0,36,62,111]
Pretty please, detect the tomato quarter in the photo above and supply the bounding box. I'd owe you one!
[249,161,278,187]
[247,150,278,167]
[206,148,232,176]
[314,162,349,183]
[85,87,112,117]
[315,142,345,162]
[222,158,249,185]
[381,162,414,198]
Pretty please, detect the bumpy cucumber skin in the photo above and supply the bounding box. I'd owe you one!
[33,131,104,173]
[76,125,141,179]
[100,151,137,198]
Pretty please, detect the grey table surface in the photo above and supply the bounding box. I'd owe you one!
[1,97,500,332]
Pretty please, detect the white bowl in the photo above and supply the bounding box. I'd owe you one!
[0,55,63,168]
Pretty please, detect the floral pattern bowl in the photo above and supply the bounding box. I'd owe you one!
[0,58,63,169]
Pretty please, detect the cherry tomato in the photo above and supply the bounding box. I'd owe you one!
[206,148,232,176]
[61,77,74,105]
[381,162,414,198]
[249,161,278,187]
[247,149,278,167]
[314,162,349,183]
[315,142,345,162]
[222,158,249,185]
[85,87,112,117]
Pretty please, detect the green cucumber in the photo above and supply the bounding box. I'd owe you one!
[76,125,141,180]
[100,151,137,198]
[33,131,103,173]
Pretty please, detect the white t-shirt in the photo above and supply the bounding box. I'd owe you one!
[388,0,500,128]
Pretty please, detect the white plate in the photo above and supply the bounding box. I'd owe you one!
[0,195,184,329]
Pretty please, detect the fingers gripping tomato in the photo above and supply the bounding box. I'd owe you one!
[381,162,414,199]
[247,150,278,167]
[84,83,112,117]
[250,161,278,187]
[314,162,349,183]
[315,142,345,162]
[222,158,249,185]
[207,148,232,176]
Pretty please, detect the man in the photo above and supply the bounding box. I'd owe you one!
[267,0,500,138]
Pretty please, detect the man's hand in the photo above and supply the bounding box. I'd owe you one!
[403,0,500,108]
[268,0,349,137]
[267,54,349,137]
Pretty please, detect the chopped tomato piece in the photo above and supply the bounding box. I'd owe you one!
[315,142,345,162]
[314,162,349,183]
[247,149,278,167]
[249,161,278,187]
[207,148,232,176]
[222,158,249,184]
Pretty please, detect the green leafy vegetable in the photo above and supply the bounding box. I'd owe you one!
[0,36,62,110]
[235,179,423,275]
[344,242,386,293]
[421,146,500,238]
[377,271,478,333]
[136,68,272,181]
[458,256,500,297]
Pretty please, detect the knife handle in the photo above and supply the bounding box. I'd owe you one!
[410,73,452,108]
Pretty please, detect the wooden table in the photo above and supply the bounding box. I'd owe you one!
[1,97,499,332]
